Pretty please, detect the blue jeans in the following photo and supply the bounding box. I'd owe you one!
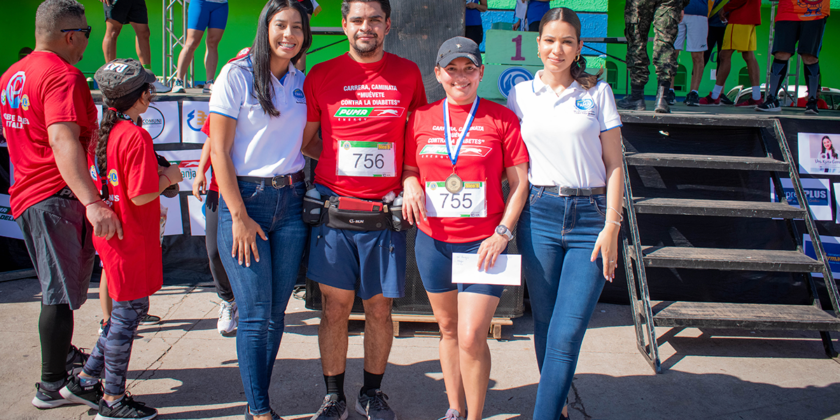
[516,187,607,420]
[218,179,307,415]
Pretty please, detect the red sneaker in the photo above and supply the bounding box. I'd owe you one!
[736,98,762,107]
[698,93,721,106]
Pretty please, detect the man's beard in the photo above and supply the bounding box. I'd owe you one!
[351,31,383,57]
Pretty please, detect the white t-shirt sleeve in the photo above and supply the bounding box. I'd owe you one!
[506,85,523,122]
[209,63,247,120]
[596,81,622,132]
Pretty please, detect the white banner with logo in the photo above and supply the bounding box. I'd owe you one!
[157,149,207,191]
[770,177,832,221]
[181,101,210,144]
[160,195,183,236]
[187,195,207,236]
[141,102,180,144]
[0,194,23,239]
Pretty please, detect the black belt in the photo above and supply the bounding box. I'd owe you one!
[539,186,606,196]
[53,186,79,201]
[237,171,305,189]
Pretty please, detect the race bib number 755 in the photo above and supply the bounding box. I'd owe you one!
[337,140,396,177]
[425,181,487,218]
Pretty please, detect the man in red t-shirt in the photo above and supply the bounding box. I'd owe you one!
[0,0,122,409]
[757,0,829,114]
[301,1,427,418]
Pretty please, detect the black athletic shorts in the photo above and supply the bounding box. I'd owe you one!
[465,25,483,47]
[104,0,149,25]
[772,18,827,58]
[704,25,726,66]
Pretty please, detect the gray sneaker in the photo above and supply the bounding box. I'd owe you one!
[311,394,348,420]
[355,389,395,420]
[437,408,464,420]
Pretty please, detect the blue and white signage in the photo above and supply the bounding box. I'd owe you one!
[771,177,832,221]
[497,67,533,98]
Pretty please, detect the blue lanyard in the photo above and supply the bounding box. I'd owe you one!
[443,97,480,167]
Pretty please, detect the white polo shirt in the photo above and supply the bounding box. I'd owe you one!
[506,73,622,188]
[209,56,306,178]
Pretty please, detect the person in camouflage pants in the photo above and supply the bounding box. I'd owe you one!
[618,0,687,113]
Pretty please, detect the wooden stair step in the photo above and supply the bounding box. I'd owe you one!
[625,152,788,171]
[633,197,806,219]
[642,301,840,331]
[630,246,823,272]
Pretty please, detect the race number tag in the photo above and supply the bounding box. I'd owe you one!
[337,141,396,177]
[425,181,487,218]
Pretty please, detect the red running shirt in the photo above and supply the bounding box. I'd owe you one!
[0,52,98,217]
[304,52,427,199]
[405,99,529,243]
[776,0,829,21]
[199,115,219,192]
[91,121,163,302]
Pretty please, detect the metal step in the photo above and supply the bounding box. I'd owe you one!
[640,301,840,331]
[630,246,823,272]
[625,152,788,171]
[633,197,806,219]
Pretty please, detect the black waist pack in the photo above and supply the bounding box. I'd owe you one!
[303,195,404,232]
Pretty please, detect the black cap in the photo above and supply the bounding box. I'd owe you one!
[436,36,482,67]
[94,59,156,99]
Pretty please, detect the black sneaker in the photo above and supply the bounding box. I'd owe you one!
[60,375,102,409]
[96,394,157,420]
[66,345,89,374]
[684,91,700,107]
[805,97,819,115]
[720,94,735,105]
[312,394,348,420]
[245,405,283,419]
[666,89,676,105]
[31,382,72,409]
[139,314,161,325]
[756,95,781,112]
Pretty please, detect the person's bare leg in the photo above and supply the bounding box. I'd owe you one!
[175,29,204,82]
[743,51,760,87]
[427,290,465,414]
[99,272,112,323]
[457,292,499,420]
[103,20,123,63]
[204,28,225,81]
[130,22,152,66]
[715,49,734,89]
[319,284,355,376]
[361,294,393,376]
[690,51,705,92]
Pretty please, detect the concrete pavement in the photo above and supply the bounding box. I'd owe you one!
[0,278,838,420]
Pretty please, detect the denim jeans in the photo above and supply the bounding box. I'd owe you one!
[83,297,149,396]
[217,179,307,415]
[516,186,607,420]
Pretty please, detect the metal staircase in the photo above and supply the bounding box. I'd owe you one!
[621,114,840,373]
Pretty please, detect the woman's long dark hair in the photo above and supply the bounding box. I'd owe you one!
[538,7,603,90]
[822,136,837,159]
[248,0,313,117]
[95,84,149,177]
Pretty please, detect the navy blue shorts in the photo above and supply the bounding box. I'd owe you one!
[307,184,406,300]
[415,229,506,298]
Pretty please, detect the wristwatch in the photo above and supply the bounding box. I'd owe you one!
[495,224,513,241]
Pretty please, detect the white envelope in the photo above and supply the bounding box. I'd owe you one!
[451,253,522,286]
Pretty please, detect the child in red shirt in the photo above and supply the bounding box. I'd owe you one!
[58,59,182,420]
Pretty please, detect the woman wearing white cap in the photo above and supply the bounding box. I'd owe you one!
[402,36,530,420]
[506,8,624,420]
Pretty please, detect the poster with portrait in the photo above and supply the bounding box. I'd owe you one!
[798,132,840,175]
[803,235,840,279]
[770,178,832,221]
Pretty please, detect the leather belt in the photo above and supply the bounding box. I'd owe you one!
[539,186,607,196]
[237,171,305,189]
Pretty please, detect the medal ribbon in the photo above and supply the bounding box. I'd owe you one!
[444,97,480,168]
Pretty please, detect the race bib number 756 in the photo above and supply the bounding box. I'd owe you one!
[337,140,396,177]
[425,181,487,218]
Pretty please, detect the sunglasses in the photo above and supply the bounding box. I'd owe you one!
[61,26,92,39]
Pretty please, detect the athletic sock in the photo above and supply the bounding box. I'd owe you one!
[691,90,698,94]
[79,376,98,387]
[324,372,345,402]
[669,88,675,92]
[768,58,789,98]
[361,370,383,396]
[711,84,723,99]
[804,62,820,100]
[751,86,761,101]
[105,395,124,407]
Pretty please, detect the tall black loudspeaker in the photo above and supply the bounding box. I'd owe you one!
[383,0,464,103]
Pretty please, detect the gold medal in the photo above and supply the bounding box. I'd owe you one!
[445,173,464,193]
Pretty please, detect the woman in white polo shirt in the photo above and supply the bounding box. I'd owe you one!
[207,1,312,418]
[506,8,624,420]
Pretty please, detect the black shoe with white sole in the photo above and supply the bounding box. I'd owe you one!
[95,394,157,420]
[32,382,72,409]
[60,375,102,409]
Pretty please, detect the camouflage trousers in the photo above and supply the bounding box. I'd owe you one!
[83,296,149,396]
[624,0,685,88]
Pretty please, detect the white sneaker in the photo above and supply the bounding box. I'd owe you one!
[170,79,185,94]
[217,300,238,335]
[202,81,214,94]
[153,80,172,94]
